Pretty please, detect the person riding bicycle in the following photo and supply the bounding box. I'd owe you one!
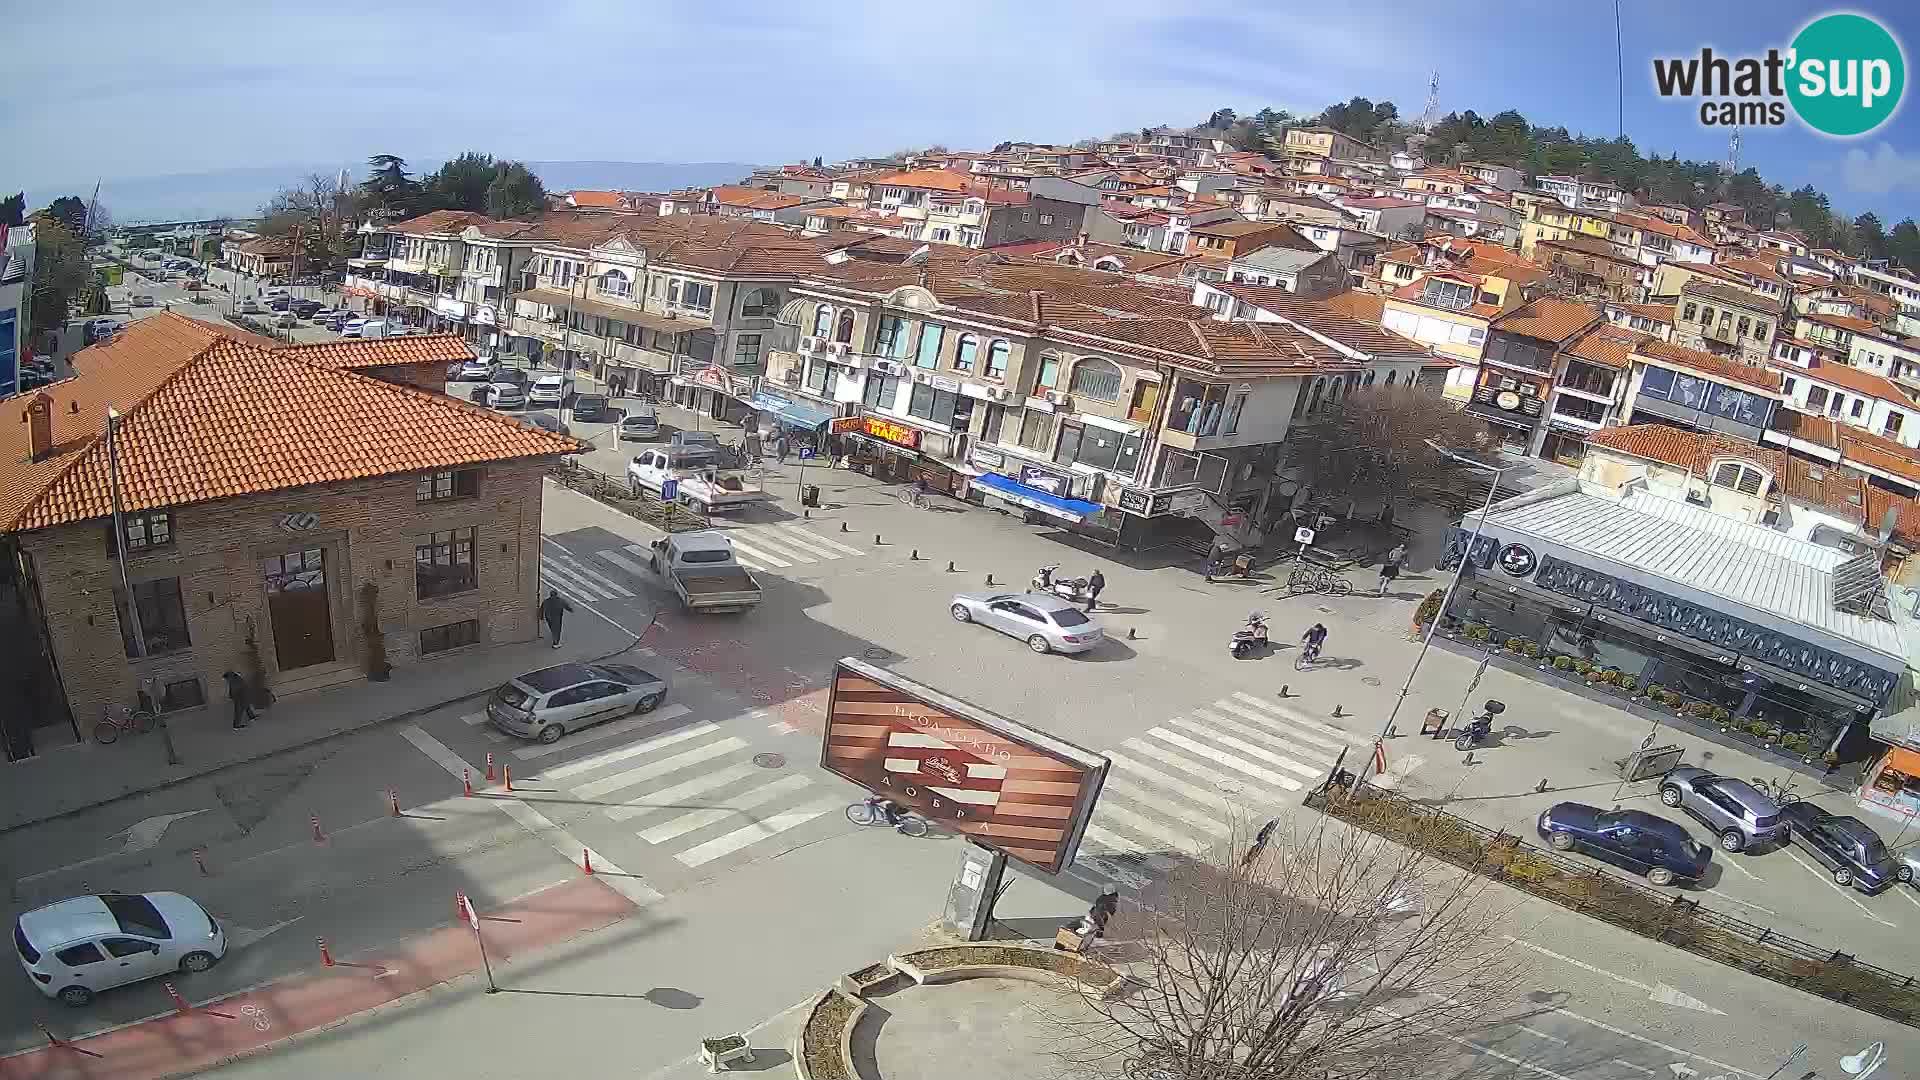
[914,475,931,499]
[1301,622,1328,660]
[868,794,905,829]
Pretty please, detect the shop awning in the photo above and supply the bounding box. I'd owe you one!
[971,472,1102,524]
[748,393,834,430]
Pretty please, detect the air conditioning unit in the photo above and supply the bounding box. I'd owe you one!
[872,359,906,377]
[1044,390,1073,407]
[799,335,821,354]
[826,342,851,358]
[912,369,934,384]
[984,386,1012,402]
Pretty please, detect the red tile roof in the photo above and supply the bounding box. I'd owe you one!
[1563,324,1648,370]
[1489,298,1601,343]
[1794,359,1914,403]
[1634,339,1783,393]
[281,334,473,371]
[567,190,624,208]
[1213,287,1424,356]
[390,210,495,236]
[1609,301,1676,324]
[867,169,976,193]
[1587,424,1783,475]
[1804,310,1892,337]
[0,313,577,534]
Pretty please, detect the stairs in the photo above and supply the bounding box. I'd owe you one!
[271,659,364,699]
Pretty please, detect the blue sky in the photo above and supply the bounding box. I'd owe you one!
[5,1,1920,223]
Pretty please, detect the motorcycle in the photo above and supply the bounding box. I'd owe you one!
[1231,613,1270,659]
[1453,699,1504,751]
[1032,564,1092,603]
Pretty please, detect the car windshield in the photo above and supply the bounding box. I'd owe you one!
[101,893,169,938]
[1050,608,1091,626]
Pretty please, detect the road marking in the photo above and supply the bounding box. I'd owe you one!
[1713,855,1760,880]
[1107,750,1276,815]
[1779,847,1898,926]
[510,705,693,761]
[398,725,661,904]
[19,809,216,884]
[727,530,823,563]
[538,537,651,644]
[461,711,488,726]
[1898,886,1920,911]
[606,760,763,823]
[538,721,719,781]
[1372,1006,1578,1080]
[1229,692,1370,745]
[595,547,654,578]
[1101,774,1230,837]
[1117,737,1296,802]
[1503,937,1724,1015]
[674,799,840,866]
[1613,1061,1656,1076]
[1513,1025,1567,1045]
[638,773,815,844]
[544,550,634,599]
[1145,728,1305,791]
[223,917,302,951]
[1190,706,1337,767]
[1547,1009,1760,1079]
[754,526,863,558]
[1207,699,1351,754]
[571,738,750,799]
[1166,717,1323,780]
[1095,800,1206,856]
[1080,824,1177,871]
[726,538,793,567]
[1698,887,1777,916]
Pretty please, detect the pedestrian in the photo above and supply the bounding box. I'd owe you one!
[1384,541,1407,569]
[1242,817,1278,867]
[1086,885,1119,938]
[1377,559,1400,595]
[539,589,573,649]
[774,434,789,464]
[222,670,256,730]
[1085,569,1105,612]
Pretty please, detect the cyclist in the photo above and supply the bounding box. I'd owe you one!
[867,794,906,830]
[1301,622,1328,663]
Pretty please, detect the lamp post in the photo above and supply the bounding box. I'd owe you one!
[1359,441,1517,785]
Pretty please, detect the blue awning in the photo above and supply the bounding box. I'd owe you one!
[971,472,1103,524]
[747,393,834,430]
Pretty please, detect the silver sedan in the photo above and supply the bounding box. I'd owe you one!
[949,591,1104,654]
[488,662,670,744]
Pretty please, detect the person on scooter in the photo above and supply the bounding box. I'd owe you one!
[1301,622,1328,662]
[1245,612,1269,643]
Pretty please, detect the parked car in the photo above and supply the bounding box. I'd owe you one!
[573,394,613,423]
[266,296,292,312]
[274,312,298,328]
[1657,768,1787,853]
[308,307,338,322]
[1536,803,1712,886]
[618,406,659,439]
[290,300,321,317]
[14,891,226,1006]
[238,300,266,315]
[948,591,1104,655]
[487,364,530,386]
[485,382,527,409]
[528,374,570,407]
[341,318,369,338]
[1778,802,1898,892]
[1897,845,1920,887]
[130,293,155,308]
[670,430,721,452]
[525,412,571,437]
[487,662,669,744]
[453,359,494,382]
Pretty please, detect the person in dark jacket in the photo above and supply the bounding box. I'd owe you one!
[1085,569,1106,612]
[539,589,574,648]
[1242,817,1278,866]
[1086,885,1120,938]
[223,670,255,730]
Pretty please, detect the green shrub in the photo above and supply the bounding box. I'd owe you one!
[1505,636,1526,652]
[1572,659,1594,675]
[1618,677,1638,693]
[1414,589,1445,626]
[1523,641,1543,658]
[1553,655,1573,671]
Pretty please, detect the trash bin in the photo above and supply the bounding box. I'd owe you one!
[802,485,820,507]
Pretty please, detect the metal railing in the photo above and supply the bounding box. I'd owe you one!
[1307,780,1920,1027]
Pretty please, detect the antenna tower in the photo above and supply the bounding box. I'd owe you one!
[1419,69,1441,131]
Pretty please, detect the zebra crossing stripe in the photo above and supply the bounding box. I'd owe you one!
[1142,729,1304,792]
[1081,824,1177,871]
[571,738,749,799]
[1117,738,1298,803]
[739,526,860,559]
[1101,774,1231,837]
[724,538,793,567]
[550,554,633,599]
[1106,750,1280,814]
[461,711,488,726]
[595,547,654,578]
[725,530,819,563]
[637,773,815,844]
[1208,700,1352,754]
[1228,692,1371,746]
[511,704,693,761]
[540,721,719,781]
[1167,717,1323,781]
[1190,707,1338,768]
[1096,800,1209,855]
[675,799,841,867]
[605,760,764,823]
[540,558,610,602]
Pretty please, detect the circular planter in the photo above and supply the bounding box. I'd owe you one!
[792,987,864,1080]
[888,944,1125,1000]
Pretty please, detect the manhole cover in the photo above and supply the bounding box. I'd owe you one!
[1315,605,1336,615]
[862,647,891,661]
[752,753,786,769]
[1362,676,1382,686]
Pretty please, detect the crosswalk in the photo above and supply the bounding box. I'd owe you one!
[1072,691,1395,892]
[714,523,865,572]
[541,545,636,604]
[539,523,866,607]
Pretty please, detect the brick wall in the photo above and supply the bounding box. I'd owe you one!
[19,459,552,733]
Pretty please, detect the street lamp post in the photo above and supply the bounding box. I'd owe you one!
[1359,442,1517,785]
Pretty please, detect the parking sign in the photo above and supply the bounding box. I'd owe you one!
[798,447,816,460]
[661,478,679,503]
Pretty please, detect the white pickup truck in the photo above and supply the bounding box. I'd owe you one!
[650,532,763,613]
[626,448,766,513]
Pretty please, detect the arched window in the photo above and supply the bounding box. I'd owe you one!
[596,269,632,298]
[811,305,832,338]
[1068,357,1123,401]
[741,288,781,318]
[1363,370,1376,387]
[1306,377,1326,413]
[1385,369,1398,386]
[985,340,1010,380]
[835,310,855,343]
[1035,352,1063,389]
[954,334,978,372]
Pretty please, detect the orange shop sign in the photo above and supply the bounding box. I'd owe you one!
[858,416,921,450]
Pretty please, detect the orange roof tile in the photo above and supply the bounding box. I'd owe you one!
[1804,310,1892,337]
[1840,434,1920,486]
[0,313,577,534]
[1634,339,1783,393]
[1864,485,1920,545]
[1490,298,1601,343]
[1609,301,1676,324]
[1563,324,1648,370]
[1587,424,1784,475]
[390,210,495,236]
[867,169,975,193]
[1795,359,1914,403]
[281,334,473,371]
[1324,289,1387,326]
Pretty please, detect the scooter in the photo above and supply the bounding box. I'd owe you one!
[1231,613,1270,659]
[1032,564,1092,603]
[1453,700,1504,751]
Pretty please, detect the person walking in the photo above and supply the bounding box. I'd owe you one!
[1383,541,1407,569]
[774,434,789,464]
[1377,559,1400,595]
[1242,817,1278,867]
[1085,569,1106,612]
[1086,885,1119,938]
[222,670,256,730]
[539,589,574,649]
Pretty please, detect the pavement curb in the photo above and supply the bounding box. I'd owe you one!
[0,634,642,839]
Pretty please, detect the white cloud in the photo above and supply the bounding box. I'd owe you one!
[1842,142,1920,195]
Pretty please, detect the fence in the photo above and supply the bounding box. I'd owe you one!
[1307,779,1920,1027]
[551,459,708,533]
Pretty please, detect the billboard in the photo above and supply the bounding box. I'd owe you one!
[820,658,1107,875]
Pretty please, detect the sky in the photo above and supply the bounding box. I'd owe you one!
[6,1,1920,223]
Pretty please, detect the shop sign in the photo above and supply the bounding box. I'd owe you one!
[960,382,990,400]
[969,445,1006,471]
[434,296,468,319]
[1116,488,1174,516]
[1166,488,1208,515]
[693,365,754,399]
[831,416,865,434]
[1497,543,1537,577]
[931,376,959,392]
[475,304,497,326]
[862,416,922,450]
[1019,464,1075,498]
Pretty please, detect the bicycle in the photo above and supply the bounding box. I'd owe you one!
[846,797,929,836]
[897,487,932,510]
[1295,642,1324,671]
[1285,568,1353,597]
[94,701,157,745]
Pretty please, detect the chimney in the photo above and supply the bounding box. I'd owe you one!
[23,392,53,461]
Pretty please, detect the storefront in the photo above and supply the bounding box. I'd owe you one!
[832,415,924,482]
[1440,482,1903,766]
[1859,745,1920,825]
[747,389,837,451]
[670,364,758,425]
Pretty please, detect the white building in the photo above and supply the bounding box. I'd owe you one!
[0,223,34,398]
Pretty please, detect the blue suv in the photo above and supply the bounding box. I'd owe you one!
[1537,802,1712,886]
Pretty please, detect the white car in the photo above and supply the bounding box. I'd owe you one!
[528,374,569,406]
[14,891,226,1006]
[341,318,368,338]
[486,382,527,409]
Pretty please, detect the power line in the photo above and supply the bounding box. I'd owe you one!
[1614,0,1625,139]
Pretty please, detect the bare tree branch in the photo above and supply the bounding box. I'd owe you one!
[1284,386,1499,508]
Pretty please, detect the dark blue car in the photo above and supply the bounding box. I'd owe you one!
[1537,802,1712,886]
[1778,802,1897,893]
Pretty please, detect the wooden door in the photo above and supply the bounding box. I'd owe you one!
[263,548,335,671]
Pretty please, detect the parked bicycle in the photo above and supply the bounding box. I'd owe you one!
[94,701,157,745]
[1286,567,1354,596]
[846,795,929,836]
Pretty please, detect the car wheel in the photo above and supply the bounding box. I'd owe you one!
[58,985,93,1007]
[1900,864,1914,884]
[1719,829,1745,853]
[1833,867,1854,887]
[1547,830,1575,851]
[179,950,217,974]
[950,604,971,623]
[635,693,662,714]
[537,724,565,744]
[1027,635,1051,654]
[1658,786,1684,807]
[1646,867,1675,887]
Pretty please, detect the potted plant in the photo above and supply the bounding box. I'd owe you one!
[1522,641,1543,659]
[1552,655,1574,672]
[1617,676,1638,694]
[1572,658,1594,676]
[1466,624,1491,642]
[1642,682,1663,699]
[1414,589,1445,632]
[360,581,391,682]
[1504,636,1526,653]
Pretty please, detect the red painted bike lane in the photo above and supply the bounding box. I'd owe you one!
[4,876,634,1080]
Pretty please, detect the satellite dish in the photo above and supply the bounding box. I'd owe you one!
[902,244,931,266]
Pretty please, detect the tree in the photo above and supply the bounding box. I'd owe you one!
[361,154,421,217]
[258,172,364,268]
[1855,212,1889,262]
[423,151,499,213]
[25,217,89,335]
[1313,97,1399,142]
[85,202,114,241]
[1891,219,1920,273]
[1205,107,1238,131]
[812,155,823,168]
[1041,813,1523,1080]
[0,193,24,228]
[1283,385,1498,508]
[42,196,89,235]
[485,161,547,219]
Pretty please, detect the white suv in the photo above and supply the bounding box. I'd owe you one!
[528,374,569,407]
